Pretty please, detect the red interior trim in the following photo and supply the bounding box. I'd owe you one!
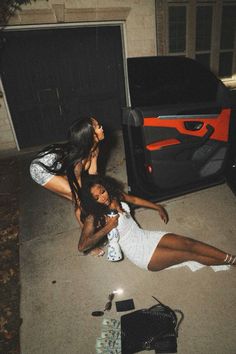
[146,138,181,151]
[143,108,231,142]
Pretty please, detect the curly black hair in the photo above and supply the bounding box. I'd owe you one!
[80,175,124,228]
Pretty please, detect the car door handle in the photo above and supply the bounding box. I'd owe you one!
[179,124,214,150]
[184,121,203,131]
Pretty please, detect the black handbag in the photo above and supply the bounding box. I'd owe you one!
[121,296,184,354]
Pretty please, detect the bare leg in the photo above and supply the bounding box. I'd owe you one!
[75,207,83,227]
[43,175,72,200]
[158,233,228,261]
[148,247,227,271]
[148,233,235,271]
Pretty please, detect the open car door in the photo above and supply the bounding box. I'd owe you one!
[122,57,234,201]
[226,96,236,195]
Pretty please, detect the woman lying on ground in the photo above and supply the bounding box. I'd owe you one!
[77,175,236,271]
[30,116,105,256]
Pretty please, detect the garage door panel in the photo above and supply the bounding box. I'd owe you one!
[0,26,126,148]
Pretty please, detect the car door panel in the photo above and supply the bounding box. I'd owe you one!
[143,108,230,141]
[122,56,234,201]
[125,107,230,191]
[146,138,181,151]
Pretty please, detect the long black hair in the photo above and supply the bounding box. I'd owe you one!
[35,116,96,204]
[80,175,124,228]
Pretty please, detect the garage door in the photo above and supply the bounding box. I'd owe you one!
[0,26,126,148]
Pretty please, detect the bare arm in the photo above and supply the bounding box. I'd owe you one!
[88,146,99,175]
[74,162,83,186]
[122,193,169,224]
[77,213,119,252]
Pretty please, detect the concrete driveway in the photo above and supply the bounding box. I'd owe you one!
[19,132,236,354]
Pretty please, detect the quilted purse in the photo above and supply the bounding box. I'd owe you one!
[121,296,184,353]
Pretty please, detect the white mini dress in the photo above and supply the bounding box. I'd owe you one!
[117,202,167,270]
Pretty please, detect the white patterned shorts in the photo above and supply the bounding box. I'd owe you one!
[30,153,60,186]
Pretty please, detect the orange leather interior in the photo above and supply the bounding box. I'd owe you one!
[144,108,231,142]
[146,138,181,151]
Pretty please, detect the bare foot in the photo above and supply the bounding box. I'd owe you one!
[88,247,105,257]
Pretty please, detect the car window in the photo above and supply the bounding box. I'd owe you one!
[128,56,220,107]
